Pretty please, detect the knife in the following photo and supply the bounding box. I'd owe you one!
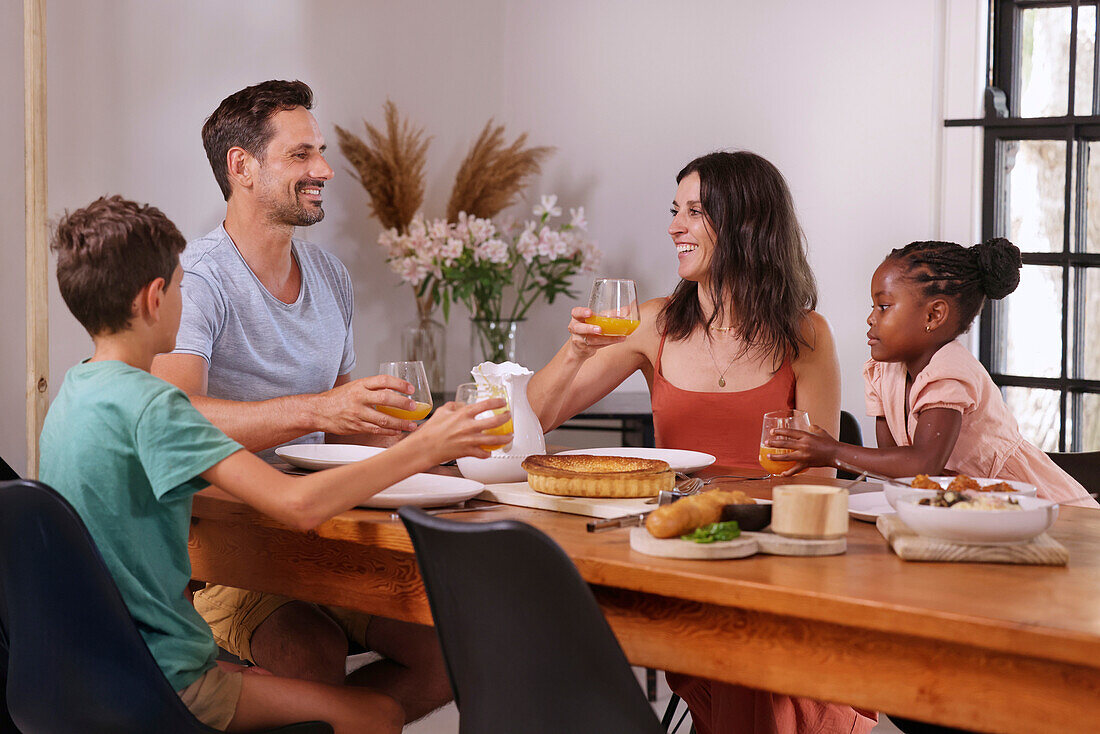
[586,490,682,532]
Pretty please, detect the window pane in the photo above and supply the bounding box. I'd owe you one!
[1086,141,1100,253]
[1020,6,1072,117]
[1076,267,1100,380]
[993,265,1063,378]
[1004,386,1061,451]
[1079,392,1100,450]
[1004,139,1066,253]
[1075,5,1096,115]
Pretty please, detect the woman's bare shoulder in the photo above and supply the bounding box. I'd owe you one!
[792,311,838,367]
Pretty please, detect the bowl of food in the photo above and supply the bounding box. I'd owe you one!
[895,491,1057,545]
[884,474,1037,510]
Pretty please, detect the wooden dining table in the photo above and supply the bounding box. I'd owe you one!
[188,470,1100,734]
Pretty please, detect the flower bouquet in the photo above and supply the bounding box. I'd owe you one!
[379,195,600,363]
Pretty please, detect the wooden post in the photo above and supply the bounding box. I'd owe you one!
[24,0,48,478]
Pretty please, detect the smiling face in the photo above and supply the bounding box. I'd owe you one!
[669,172,717,284]
[866,259,938,363]
[253,106,333,227]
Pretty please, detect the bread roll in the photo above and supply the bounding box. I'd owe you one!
[645,489,755,538]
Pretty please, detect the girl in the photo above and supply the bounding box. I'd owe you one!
[770,238,1096,507]
[528,151,873,734]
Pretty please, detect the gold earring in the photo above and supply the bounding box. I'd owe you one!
[925,325,931,332]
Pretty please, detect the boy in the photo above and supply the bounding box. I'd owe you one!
[39,196,509,733]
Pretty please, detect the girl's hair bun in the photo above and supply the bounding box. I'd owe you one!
[970,237,1022,299]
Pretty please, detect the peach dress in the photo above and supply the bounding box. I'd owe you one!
[652,334,878,734]
[865,339,1096,507]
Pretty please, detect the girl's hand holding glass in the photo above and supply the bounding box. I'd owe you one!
[455,382,514,451]
[759,409,811,476]
[375,361,433,421]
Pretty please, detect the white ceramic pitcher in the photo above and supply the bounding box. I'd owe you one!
[456,370,546,484]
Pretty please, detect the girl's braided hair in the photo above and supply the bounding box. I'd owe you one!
[885,238,1023,331]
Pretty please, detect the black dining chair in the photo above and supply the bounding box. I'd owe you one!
[837,410,865,480]
[0,479,332,734]
[0,456,18,482]
[398,506,664,734]
[1046,450,1100,497]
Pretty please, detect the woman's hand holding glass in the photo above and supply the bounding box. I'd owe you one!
[569,278,641,358]
[454,382,514,451]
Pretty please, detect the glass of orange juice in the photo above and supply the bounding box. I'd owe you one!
[455,382,513,451]
[759,409,810,476]
[585,278,640,336]
[376,361,433,421]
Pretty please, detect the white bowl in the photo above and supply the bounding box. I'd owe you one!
[884,476,1037,510]
[895,493,1058,545]
[456,454,530,484]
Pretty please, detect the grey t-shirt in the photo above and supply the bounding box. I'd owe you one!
[173,225,357,456]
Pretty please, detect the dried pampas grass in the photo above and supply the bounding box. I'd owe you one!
[446,120,554,223]
[335,100,430,233]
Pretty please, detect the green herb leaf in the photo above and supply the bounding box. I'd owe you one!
[680,521,741,544]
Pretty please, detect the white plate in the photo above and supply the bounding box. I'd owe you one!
[847,490,895,523]
[895,493,1058,545]
[885,476,1037,510]
[358,473,486,509]
[555,447,717,474]
[275,444,386,471]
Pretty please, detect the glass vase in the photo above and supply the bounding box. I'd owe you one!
[402,297,445,394]
[470,317,523,365]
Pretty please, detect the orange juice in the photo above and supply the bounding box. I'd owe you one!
[584,315,640,336]
[759,445,797,475]
[377,401,433,421]
[480,414,514,451]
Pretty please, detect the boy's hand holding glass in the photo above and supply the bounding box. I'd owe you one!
[759,410,812,476]
[454,382,514,452]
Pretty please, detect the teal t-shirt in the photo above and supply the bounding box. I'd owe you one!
[39,360,243,691]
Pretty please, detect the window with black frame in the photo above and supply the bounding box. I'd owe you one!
[949,0,1100,451]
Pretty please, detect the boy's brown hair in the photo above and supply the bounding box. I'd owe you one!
[202,79,314,201]
[52,195,186,335]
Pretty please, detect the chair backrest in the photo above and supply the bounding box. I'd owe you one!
[0,479,225,733]
[0,457,18,482]
[837,410,865,480]
[398,507,663,734]
[1046,451,1100,496]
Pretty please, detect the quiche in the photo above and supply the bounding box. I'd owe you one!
[521,454,674,498]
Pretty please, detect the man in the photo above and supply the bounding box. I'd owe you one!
[152,80,452,722]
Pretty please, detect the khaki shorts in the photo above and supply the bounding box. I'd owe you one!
[177,665,243,730]
[193,584,373,663]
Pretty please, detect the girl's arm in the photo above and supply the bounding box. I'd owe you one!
[790,312,842,478]
[527,298,661,430]
[875,417,897,449]
[770,407,962,478]
[200,399,510,531]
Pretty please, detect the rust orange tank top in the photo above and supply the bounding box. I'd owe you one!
[651,333,796,470]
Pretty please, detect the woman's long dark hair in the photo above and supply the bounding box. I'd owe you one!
[657,151,818,365]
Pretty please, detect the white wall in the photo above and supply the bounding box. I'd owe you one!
[1,0,985,471]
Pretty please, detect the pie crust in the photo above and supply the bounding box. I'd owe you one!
[521,454,674,498]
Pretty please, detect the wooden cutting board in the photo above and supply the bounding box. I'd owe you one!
[629,527,846,559]
[876,514,1068,565]
[477,481,655,518]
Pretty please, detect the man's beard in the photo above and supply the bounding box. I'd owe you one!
[258,178,326,227]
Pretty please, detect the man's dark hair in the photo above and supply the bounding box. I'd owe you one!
[52,195,186,335]
[202,80,314,201]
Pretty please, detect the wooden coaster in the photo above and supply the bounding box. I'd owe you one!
[629,527,846,559]
[877,514,1068,565]
[629,527,759,559]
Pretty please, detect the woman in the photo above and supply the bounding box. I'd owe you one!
[528,151,874,734]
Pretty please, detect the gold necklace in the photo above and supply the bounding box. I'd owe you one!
[704,337,739,388]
